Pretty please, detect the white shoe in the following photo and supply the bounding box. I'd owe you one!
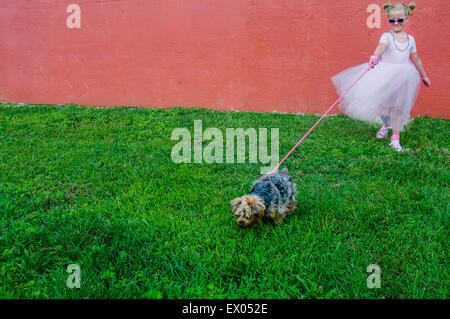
[389,140,404,152]
[376,126,391,138]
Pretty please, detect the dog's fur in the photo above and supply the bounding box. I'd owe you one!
[231,168,297,228]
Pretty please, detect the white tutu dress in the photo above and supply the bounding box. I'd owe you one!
[331,31,421,132]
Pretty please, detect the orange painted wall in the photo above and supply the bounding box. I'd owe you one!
[1,0,449,119]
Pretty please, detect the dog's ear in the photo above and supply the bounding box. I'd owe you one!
[231,197,242,207]
[231,197,242,215]
[251,200,266,218]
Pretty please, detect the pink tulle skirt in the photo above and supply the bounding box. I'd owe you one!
[331,61,420,132]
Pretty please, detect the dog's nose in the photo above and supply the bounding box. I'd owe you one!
[238,223,243,228]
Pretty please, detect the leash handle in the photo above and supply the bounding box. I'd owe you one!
[270,65,372,175]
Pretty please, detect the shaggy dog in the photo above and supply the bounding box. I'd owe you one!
[231,168,297,228]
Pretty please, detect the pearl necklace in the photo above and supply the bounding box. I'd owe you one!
[390,30,410,52]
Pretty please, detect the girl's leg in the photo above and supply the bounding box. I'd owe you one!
[390,109,404,150]
[380,104,391,127]
[392,129,400,140]
[391,109,404,133]
[389,83,407,151]
[376,105,391,138]
[391,82,407,133]
[390,126,403,151]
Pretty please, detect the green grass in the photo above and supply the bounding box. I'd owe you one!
[0,102,448,299]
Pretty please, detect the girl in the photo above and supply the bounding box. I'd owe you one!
[331,1,431,152]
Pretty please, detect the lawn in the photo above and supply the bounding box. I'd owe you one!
[0,102,448,298]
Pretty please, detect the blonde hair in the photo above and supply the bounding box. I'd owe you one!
[383,1,416,17]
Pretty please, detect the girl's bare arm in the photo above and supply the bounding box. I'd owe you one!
[410,52,431,86]
[369,43,387,67]
[374,43,388,57]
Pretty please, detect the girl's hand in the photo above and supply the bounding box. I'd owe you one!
[422,76,431,87]
[369,55,380,69]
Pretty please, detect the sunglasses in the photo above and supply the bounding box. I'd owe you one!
[388,17,406,24]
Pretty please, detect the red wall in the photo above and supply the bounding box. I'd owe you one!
[1,0,449,119]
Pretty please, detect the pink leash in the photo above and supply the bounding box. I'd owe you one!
[269,65,372,175]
